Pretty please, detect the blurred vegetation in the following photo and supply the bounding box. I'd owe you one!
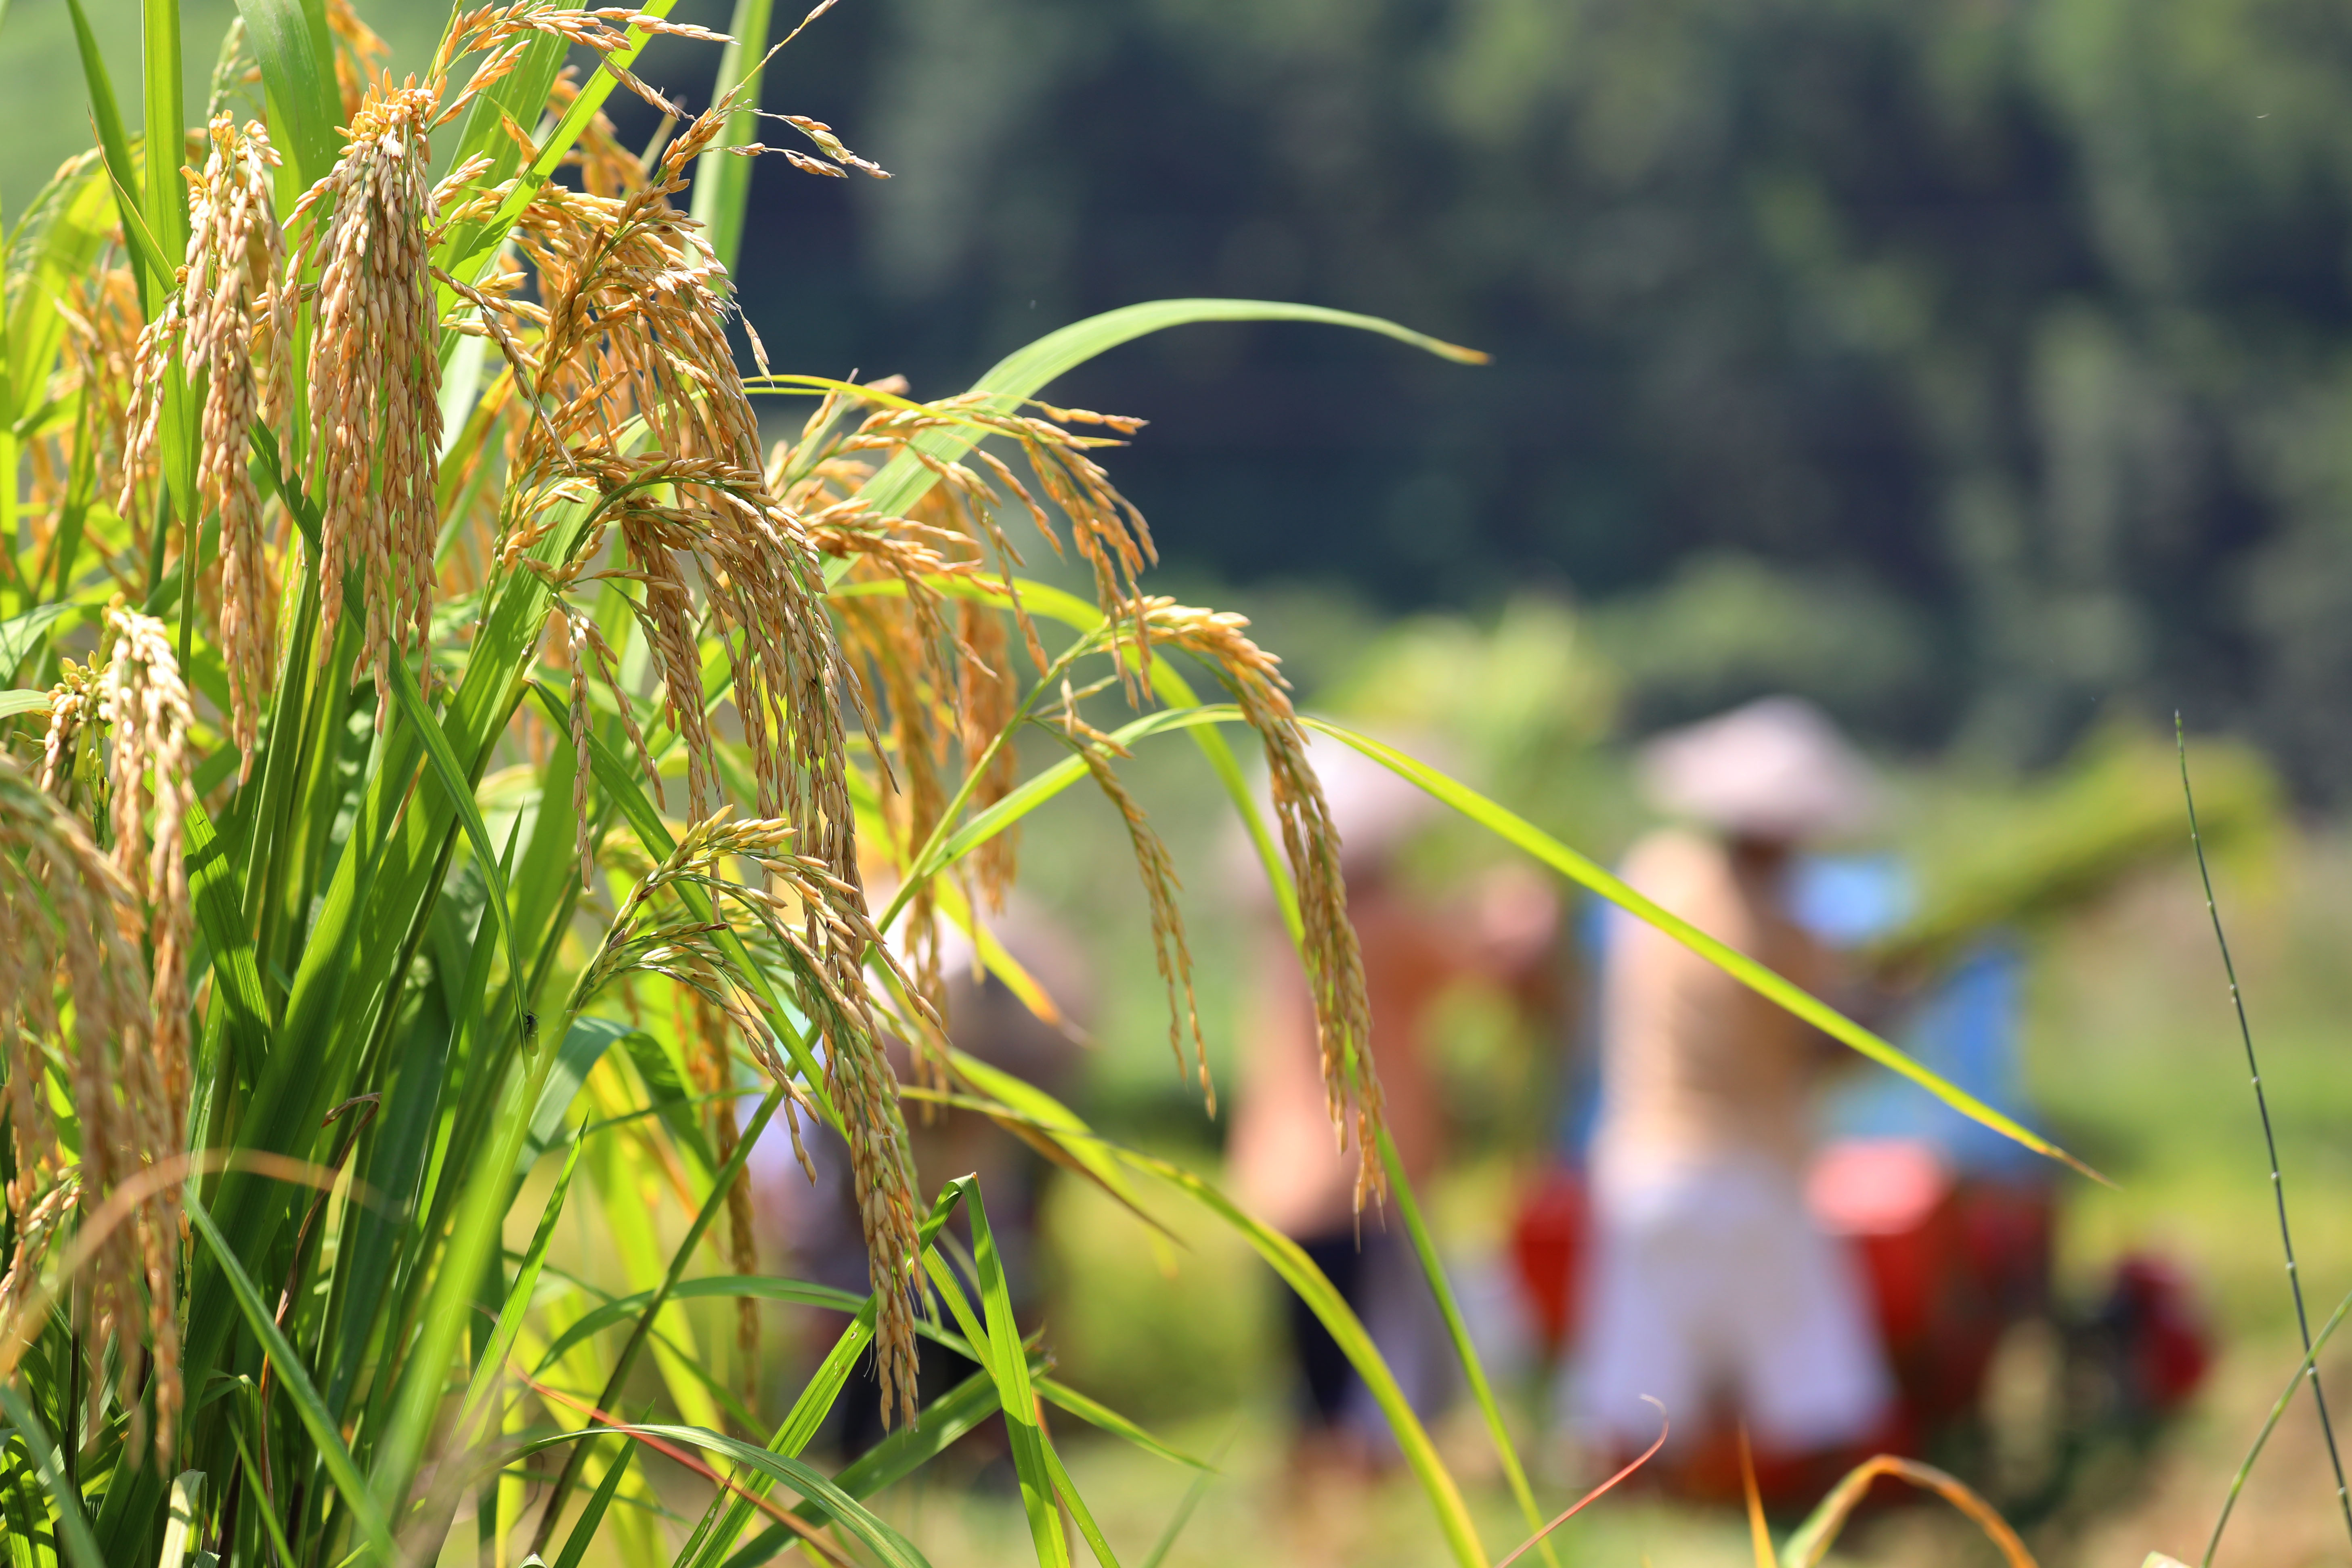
[17,0,2348,785]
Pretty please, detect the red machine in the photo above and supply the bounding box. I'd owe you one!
[1509,1138,2209,1503]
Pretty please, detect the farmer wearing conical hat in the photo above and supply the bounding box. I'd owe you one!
[1576,697,1895,1469]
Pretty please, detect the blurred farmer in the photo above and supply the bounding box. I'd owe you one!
[1228,733,1558,1466]
[1575,697,1895,1471]
[759,899,1088,1454]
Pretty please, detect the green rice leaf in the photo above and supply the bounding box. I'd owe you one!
[0,1386,100,1568]
[931,1174,1069,1567]
[1032,1378,1210,1474]
[388,654,530,1050]
[138,0,186,269]
[1300,717,2096,1178]
[581,1423,933,1568]
[1376,1130,1554,1568]
[1111,1149,1489,1568]
[182,1189,400,1565]
[60,0,149,302]
[518,1017,638,1177]
[690,0,776,273]
[155,1470,203,1568]
[849,300,1486,532]
[233,0,342,189]
[457,1134,586,1433]
[553,1439,632,1568]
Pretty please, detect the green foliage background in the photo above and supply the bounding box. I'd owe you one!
[15,0,2348,781]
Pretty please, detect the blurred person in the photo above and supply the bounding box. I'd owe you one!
[1227,732,1559,1472]
[1572,696,1897,1486]
[755,897,1089,1457]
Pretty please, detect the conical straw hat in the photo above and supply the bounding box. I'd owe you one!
[1638,696,1883,841]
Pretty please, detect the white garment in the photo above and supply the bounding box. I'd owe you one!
[1575,1154,1891,1452]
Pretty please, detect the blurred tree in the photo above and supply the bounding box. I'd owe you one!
[10,0,2352,784]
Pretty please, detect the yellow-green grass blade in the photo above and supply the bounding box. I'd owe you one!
[1032,1378,1211,1474]
[1045,1437,1122,1568]
[691,0,775,273]
[538,1423,935,1568]
[945,1048,1177,1259]
[915,704,1239,884]
[139,0,186,271]
[2197,1284,2352,1568]
[927,1177,1071,1567]
[227,1418,301,1568]
[389,654,530,1049]
[4,155,112,427]
[0,1385,101,1568]
[455,1134,586,1435]
[1377,1130,1555,1568]
[1300,718,2097,1179]
[720,1352,1052,1568]
[1110,1149,1488,1568]
[155,1470,202,1568]
[555,1438,633,1568]
[185,794,273,1057]
[233,0,342,189]
[527,1090,787,1554]
[182,1189,399,1565]
[847,301,1486,541]
[61,0,151,304]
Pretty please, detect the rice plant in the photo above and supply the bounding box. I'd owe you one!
[0,3,2062,1564]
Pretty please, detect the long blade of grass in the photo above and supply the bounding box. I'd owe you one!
[518,1017,637,1176]
[138,0,186,270]
[1376,1128,1553,1568]
[389,654,530,1048]
[555,1439,634,1568]
[455,1135,586,1432]
[527,1090,787,1555]
[1137,1434,1231,1568]
[1302,717,2095,1177]
[849,301,1486,535]
[1044,1437,1121,1568]
[720,1356,1053,1568]
[1030,1379,1210,1474]
[923,1179,1069,1567]
[690,0,775,273]
[155,1470,203,1568]
[1107,1150,1488,1568]
[2203,1285,2352,1567]
[61,0,147,304]
[0,1385,100,1568]
[592,1423,934,1568]
[182,1189,399,1565]
[2179,714,2352,1542]
[233,0,342,188]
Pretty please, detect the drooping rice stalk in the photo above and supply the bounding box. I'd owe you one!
[0,6,2068,1564]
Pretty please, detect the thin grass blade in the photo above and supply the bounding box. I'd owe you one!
[182,1190,399,1564]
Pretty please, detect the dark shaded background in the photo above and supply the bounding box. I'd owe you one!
[17,0,2352,786]
[619,0,2352,790]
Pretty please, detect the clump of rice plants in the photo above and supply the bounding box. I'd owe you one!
[0,4,2064,1564]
